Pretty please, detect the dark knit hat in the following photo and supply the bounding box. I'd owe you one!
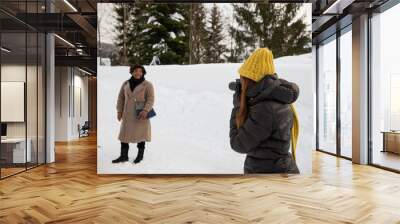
[130,64,146,75]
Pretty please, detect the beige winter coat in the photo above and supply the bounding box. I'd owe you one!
[117,80,154,143]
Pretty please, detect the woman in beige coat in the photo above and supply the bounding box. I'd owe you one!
[112,64,155,164]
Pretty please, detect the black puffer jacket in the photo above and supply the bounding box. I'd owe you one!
[229,74,300,174]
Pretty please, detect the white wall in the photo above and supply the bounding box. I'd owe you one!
[55,66,69,141]
[54,67,89,141]
[72,72,89,138]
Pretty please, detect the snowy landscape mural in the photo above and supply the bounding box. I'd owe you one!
[97,54,313,174]
[97,3,313,174]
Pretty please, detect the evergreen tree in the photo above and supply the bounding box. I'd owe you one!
[145,4,189,65]
[229,3,257,62]
[204,4,227,63]
[114,3,189,65]
[114,3,129,65]
[227,25,244,63]
[188,4,208,64]
[114,3,150,65]
[230,3,311,61]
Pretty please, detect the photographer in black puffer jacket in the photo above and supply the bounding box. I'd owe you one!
[229,48,300,174]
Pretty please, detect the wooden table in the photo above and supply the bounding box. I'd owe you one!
[381,131,400,154]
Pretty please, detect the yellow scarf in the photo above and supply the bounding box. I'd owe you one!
[290,104,299,161]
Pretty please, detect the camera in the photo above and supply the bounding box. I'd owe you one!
[229,79,241,93]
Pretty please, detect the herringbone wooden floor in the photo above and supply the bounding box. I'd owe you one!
[1,135,400,224]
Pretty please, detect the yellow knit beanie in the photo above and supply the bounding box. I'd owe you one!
[238,48,300,161]
[238,48,276,82]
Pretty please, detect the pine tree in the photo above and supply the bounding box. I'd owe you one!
[114,3,129,65]
[114,3,150,65]
[227,26,243,63]
[230,3,311,60]
[114,3,189,65]
[204,4,227,63]
[145,4,189,65]
[229,3,257,62]
[188,4,208,64]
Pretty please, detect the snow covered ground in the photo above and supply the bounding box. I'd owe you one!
[97,54,314,174]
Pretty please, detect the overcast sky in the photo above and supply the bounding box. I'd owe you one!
[98,3,312,45]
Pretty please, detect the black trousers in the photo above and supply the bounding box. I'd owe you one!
[244,154,299,174]
[121,142,145,149]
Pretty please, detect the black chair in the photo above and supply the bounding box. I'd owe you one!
[78,121,90,138]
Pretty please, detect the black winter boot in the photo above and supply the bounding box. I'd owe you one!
[112,143,129,163]
[133,142,145,164]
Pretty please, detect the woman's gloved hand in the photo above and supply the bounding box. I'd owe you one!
[117,112,122,121]
[229,79,241,108]
[233,91,240,108]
